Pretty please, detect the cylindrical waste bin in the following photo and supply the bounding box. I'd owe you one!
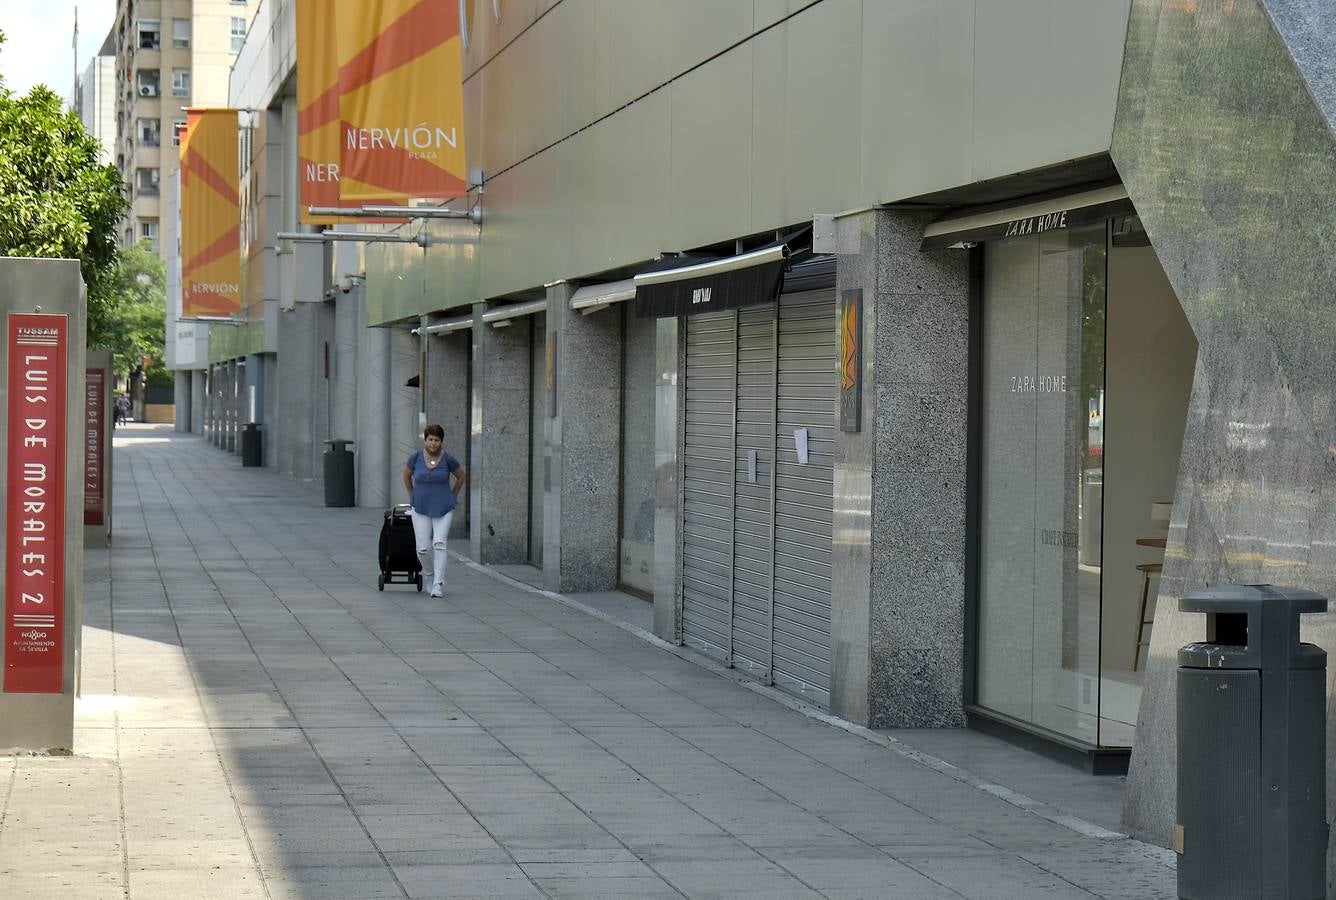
[323,439,355,507]
[1176,584,1327,900]
[241,423,262,467]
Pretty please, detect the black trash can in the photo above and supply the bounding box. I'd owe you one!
[241,423,262,467]
[1176,584,1327,900]
[323,439,355,507]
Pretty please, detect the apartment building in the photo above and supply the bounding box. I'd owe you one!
[113,0,258,252]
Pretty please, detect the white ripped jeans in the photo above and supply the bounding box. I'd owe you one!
[410,510,453,590]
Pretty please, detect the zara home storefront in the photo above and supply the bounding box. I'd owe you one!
[923,184,1197,762]
[634,182,1197,769]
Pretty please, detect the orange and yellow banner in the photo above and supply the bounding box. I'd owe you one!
[296,0,407,223]
[335,0,468,201]
[179,109,241,317]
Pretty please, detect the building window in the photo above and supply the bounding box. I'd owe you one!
[136,168,160,196]
[172,68,190,98]
[230,17,247,52]
[974,214,1197,749]
[138,118,161,147]
[171,118,186,147]
[140,220,158,248]
[137,19,161,50]
[136,69,160,98]
[172,19,191,49]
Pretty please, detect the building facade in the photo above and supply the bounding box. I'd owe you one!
[112,0,259,252]
[76,31,117,167]
[169,0,1336,868]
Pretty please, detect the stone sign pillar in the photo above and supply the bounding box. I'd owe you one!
[84,347,113,549]
[0,258,86,753]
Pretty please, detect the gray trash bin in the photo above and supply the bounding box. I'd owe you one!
[1176,584,1327,900]
[323,439,355,507]
[241,423,262,467]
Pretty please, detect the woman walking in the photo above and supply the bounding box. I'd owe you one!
[402,424,466,597]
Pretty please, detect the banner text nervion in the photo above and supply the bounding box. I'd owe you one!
[179,109,242,318]
[295,0,406,223]
[335,0,468,201]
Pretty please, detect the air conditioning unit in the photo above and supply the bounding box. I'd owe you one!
[139,85,155,97]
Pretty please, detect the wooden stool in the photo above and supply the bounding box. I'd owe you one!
[1132,562,1163,671]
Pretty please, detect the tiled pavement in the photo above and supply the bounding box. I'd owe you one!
[0,425,1176,898]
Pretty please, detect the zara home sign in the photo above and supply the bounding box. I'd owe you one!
[4,314,68,693]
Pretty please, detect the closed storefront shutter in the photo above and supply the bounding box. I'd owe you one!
[772,290,836,706]
[681,310,736,661]
[677,284,835,706]
[731,304,777,679]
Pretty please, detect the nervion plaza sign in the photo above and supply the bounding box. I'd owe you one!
[295,0,468,221]
[335,0,469,201]
[4,314,68,693]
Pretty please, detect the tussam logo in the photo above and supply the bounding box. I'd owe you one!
[691,287,712,306]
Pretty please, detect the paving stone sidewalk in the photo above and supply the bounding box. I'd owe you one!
[0,426,1176,899]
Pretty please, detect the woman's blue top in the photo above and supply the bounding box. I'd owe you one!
[407,449,461,517]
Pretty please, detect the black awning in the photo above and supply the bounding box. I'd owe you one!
[920,184,1134,251]
[633,230,811,318]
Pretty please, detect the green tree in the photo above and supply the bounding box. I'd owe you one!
[95,241,167,378]
[0,30,126,319]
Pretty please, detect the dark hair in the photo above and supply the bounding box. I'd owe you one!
[423,423,445,440]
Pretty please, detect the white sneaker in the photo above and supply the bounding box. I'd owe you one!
[430,585,443,598]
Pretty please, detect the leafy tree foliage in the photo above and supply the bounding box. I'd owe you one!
[95,242,167,378]
[0,30,126,332]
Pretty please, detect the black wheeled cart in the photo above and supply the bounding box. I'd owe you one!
[377,504,422,591]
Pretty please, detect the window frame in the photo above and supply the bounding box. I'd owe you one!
[138,118,161,147]
[230,17,247,52]
[137,18,161,50]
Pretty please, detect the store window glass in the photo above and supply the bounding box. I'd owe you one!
[977,222,1106,744]
[620,307,656,595]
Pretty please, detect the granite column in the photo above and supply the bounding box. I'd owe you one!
[541,284,622,592]
[831,209,970,728]
[469,305,532,564]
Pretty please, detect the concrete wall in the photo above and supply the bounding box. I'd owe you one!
[356,0,1133,322]
[1113,1,1336,884]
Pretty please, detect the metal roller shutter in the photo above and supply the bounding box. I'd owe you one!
[731,305,776,679]
[772,290,836,706]
[681,311,736,661]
